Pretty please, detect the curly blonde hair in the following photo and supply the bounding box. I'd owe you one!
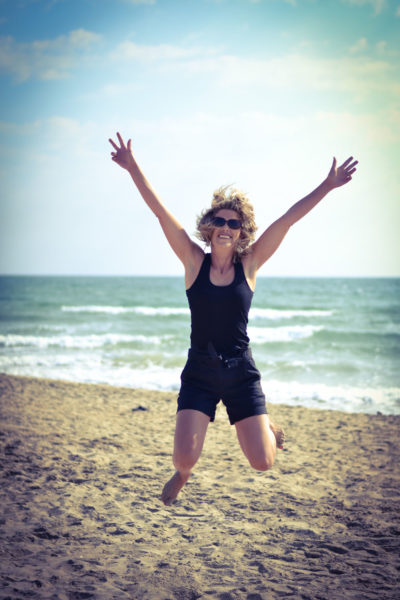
[195,186,257,261]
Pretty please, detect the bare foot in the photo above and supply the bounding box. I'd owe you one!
[269,421,285,450]
[161,471,190,506]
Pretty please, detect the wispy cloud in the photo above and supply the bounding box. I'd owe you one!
[348,37,398,57]
[156,50,399,100]
[107,35,400,106]
[112,41,202,62]
[0,29,101,82]
[111,40,220,62]
[0,120,41,136]
[342,0,387,15]
[349,37,368,53]
[315,109,400,145]
[376,40,387,54]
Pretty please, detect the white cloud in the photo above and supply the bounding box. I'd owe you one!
[0,29,101,82]
[160,50,399,99]
[396,5,400,16]
[342,0,387,15]
[347,37,396,58]
[67,29,101,47]
[112,41,198,61]
[376,40,387,54]
[0,120,41,136]
[111,40,219,62]
[106,37,400,107]
[315,109,400,145]
[349,37,368,53]
[100,81,144,96]
[0,116,101,167]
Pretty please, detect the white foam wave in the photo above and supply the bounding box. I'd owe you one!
[0,333,168,349]
[134,306,190,316]
[248,325,324,343]
[61,305,190,316]
[0,359,398,414]
[0,360,182,393]
[1,324,322,349]
[262,379,400,415]
[62,305,133,315]
[249,308,333,320]
[62,305,331,320]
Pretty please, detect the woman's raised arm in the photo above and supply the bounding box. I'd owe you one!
[246,156,358,273]
[109,132,203,270]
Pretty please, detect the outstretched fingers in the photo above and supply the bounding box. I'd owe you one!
[116,131,126,148]
[108,137,119,151]
[108,132,127,151]
[340,157,358,172]
[109,132,131,162]
[341,156,354,168]
[338,157,358,185]
[346,166,357,176]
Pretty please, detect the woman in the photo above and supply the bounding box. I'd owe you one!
[109,132,357,505]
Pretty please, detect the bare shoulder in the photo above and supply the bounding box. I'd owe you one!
[184,243,205,290]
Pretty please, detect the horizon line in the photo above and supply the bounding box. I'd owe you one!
[1,273,399,279]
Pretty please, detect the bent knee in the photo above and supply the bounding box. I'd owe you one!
[249,456,275,472]
[173,451,199,473]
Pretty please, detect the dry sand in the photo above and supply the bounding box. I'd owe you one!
[0,373,399,600]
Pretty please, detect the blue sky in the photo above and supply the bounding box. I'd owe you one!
[1,0,399,276]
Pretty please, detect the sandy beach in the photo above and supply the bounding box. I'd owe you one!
[0,373,399,600]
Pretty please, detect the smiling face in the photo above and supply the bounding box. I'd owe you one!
[210,208,242,250]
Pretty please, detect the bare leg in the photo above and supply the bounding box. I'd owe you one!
[161,409,210,505]
[235,414,284,472]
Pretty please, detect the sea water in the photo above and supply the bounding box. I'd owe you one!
[0,275,399,414]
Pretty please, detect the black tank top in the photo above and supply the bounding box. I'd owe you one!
[186,253,253,354]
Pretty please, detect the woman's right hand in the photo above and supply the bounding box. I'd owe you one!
[109,132,135,172]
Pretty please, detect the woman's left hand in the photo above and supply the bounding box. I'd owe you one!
[326,156,358,188]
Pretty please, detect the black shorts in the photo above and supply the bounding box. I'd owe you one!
[177,347,267,425]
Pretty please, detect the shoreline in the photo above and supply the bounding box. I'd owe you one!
[1,373,399,599]
[1,370,396,417]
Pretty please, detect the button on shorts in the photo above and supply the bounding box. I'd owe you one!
[177,347,267,425]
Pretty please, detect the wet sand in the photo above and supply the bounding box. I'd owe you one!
[0,373,399,599]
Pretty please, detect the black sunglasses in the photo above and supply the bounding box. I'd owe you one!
[211,217,242,230]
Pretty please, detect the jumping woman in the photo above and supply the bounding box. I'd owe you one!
[109,132,357,505]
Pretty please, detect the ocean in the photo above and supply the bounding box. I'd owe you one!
[0,275,399,415]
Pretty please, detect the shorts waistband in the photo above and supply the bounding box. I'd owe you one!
[188,343,252,364]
